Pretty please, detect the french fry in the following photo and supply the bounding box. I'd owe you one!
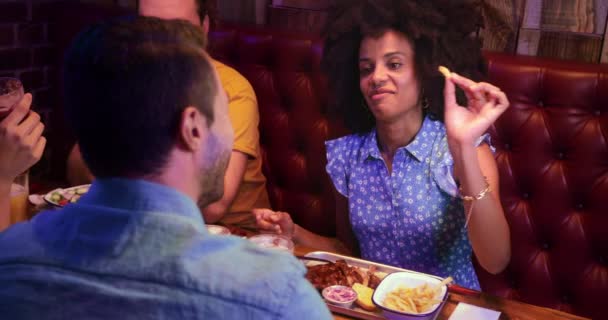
[438,276,453,288]
[438,65,451,78]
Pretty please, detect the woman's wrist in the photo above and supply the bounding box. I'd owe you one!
[448,138,478,168]
[448,138,487,197]
[447,136,477,153]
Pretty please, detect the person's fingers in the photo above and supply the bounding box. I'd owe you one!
[274,225,283,234]
[270,212,291,233]
[463,85,485,113]
[255,216,277,230]
[1,93,32,126]
[269,211,286,222]
[31,136,46,165]
[446,72,490,113]
[253,209,272,223]
[21,122,44,150]
[470,83,494,101]
[469,84,486,102]
[252,208,273,214]
[471,84,509,113]
[15,111,41,136]
[443,74,457,110]
[252,208,263,217]
[253,208,293,235]
[475,81,501,92]
[252,208,274,218]
[22,121,45,146]
[485,86,509,110]
[449,72,477,91]
[478,99,507,125]
[449,73,487,109]
[253,208,284,232]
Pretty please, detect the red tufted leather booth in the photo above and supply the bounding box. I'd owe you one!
[208,26,608,319]
[208,25,343,237]
[477,52,608,320]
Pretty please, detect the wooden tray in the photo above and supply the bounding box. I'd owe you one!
[303,251,446,320]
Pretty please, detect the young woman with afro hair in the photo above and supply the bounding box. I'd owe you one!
[255,0,510,290]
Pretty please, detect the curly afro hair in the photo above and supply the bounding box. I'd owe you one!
[321,0,486,133]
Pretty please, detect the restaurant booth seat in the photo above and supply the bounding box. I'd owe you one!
[46,4,606,318]
[207,25,608,320]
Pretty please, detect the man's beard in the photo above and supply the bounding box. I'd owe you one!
[197,132,231,208]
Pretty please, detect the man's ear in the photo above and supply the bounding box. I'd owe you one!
[202,14,210,35]
[178,106,206,151]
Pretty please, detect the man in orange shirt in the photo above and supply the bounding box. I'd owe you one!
[66,0,270,230]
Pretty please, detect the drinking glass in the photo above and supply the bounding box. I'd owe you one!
[10,172,29,224]
[0,77,24,119]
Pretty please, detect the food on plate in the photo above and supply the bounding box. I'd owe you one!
[48,186,89,206]
[226,226,248,237]
[438,65,451,78]
[382,276,452,314]
[305,259,382,290]
[206,224,231,235]
[352,283,376,311]
[322,285,358,308]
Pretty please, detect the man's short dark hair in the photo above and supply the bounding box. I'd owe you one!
[64,16,218,178]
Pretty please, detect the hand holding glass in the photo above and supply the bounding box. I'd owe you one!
[0,78,29,224]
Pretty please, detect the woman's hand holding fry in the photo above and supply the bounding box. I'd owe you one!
[439,66,509,147]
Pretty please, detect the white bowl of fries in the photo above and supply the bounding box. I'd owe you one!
[372,272,450,320]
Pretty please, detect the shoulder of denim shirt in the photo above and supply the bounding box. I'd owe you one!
[0,213,44,259]
[178,235,330,318]
[0,212,332,318]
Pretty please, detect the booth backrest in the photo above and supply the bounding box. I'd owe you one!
[478,52,608,320]
[209,26,341,237]
[209,26,608,320]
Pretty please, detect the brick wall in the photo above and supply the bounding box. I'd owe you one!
[0,0,61,183]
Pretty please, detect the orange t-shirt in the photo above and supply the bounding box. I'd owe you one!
[212,60,270,228]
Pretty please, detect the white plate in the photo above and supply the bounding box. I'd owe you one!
[248,234,294,252]
[43,184,91,207]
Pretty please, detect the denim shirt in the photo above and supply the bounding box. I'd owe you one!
[326,116,492,290]
[0,178,330,320]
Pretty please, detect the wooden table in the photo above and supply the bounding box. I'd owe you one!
[294,246,589,320]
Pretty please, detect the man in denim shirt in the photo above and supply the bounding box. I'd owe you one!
[0,17,331,320]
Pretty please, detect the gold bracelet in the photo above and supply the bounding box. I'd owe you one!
[459,177,491,201]
[460,177,491,228]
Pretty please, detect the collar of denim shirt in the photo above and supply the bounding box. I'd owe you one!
[78,177,205,228]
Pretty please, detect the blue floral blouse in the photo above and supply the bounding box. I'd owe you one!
[326,115,491,290]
